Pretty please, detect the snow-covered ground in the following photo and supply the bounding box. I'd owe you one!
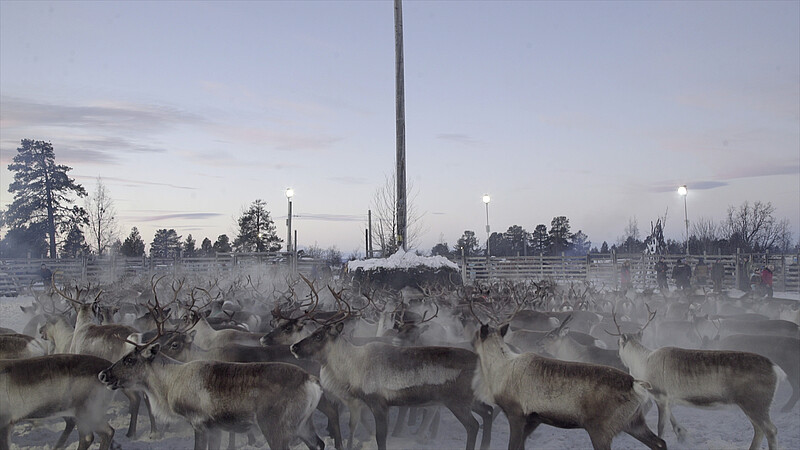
[2,294,798,450]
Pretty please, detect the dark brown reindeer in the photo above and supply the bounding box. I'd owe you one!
[613,308,784,449]
[290,288,494,450]
[535,315,627,371]
[469,301,664,450]
[157,328,345,450]
[1,354,116,450]
[53,281,159,440]
[98,327,324,450]
[705,332,800,413]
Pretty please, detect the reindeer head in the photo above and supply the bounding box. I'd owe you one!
[98,342,161,391]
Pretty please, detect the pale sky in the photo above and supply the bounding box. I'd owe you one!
[1,1,798,255]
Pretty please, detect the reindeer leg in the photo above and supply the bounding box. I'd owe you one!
[345,400,362,450]
[226,431,235,450]
[666,404,688,443]
[444,403,478,450]
[391,406,409,436]
[192,427,208,450]
[53,417,77,449]
[75,430,94,450]
[366,399,390,450]
[207,428,222,450]
[317,394,343,450]
[622,408,665,450]
[740,403,777,450]
[138,392,159,439]
[95,422,115,450]
[782,378,799,413]
[472,402,495,450]
[1,425,11,450]
[506,413,527,450]
[122,389,140,438]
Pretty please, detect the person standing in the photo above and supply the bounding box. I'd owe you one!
[654,257,669,292]
[711,259,725,292]
[620,261,632,291]
[694,258,709,288]
[39,263,53,283]
[760,265,774,298]
[672,258,692,292]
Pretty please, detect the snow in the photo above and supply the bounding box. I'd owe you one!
[347,250,459,272]
[2,294,798,450]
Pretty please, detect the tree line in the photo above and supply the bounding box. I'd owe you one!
[2,140,796,260]
[0,140,287,259]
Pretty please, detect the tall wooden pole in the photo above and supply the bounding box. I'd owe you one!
[394,0,407,251]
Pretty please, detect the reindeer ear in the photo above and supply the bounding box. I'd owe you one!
[334,322,345,334]
[127,333,144,345]
[499,323,510,337]
[479,324,490,340]
[186,330,197,343]
[145,344,160,360]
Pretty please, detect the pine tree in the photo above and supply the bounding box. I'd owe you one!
[183,234,197,257]
[120,227,146,257]
[531,224,550,255]
[201,237,213,256]
[213,235,232,253]
[548,216,573,256]
[60,224,89,258]
[234,199,281,252]
[150,229,182,258]
[5,139,88,258]
[455,230,479,257]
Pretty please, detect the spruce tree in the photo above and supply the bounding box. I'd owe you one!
[5,139,88,258]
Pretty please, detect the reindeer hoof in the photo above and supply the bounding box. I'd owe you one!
[675,427,688,443]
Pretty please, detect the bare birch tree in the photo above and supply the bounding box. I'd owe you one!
[370,172,424,256]
[85,178,120,256]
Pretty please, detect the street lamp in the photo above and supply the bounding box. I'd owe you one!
[482,194,491,257]
[285,187,294,254]
[677,185,689,255]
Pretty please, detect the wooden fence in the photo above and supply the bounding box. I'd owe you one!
[457,252,799,293]
[0,253,326,297]
[2,251,798,297]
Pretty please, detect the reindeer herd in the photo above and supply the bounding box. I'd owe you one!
[0,270,797,450]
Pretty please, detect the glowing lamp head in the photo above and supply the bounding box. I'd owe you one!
[677,185,688,196]
[285,187,294,199]
[482,194,491,204]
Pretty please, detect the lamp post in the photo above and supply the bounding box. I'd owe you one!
[285,188,294,254]
[678,185,689,255]
[483,194,491,257]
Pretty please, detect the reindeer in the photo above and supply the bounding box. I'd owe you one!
[707,333,800,413]
[1,354,115,450]
[55,280,158,439]
[535,315,627,371]
[614,309,784,449]
[471,320,664,450]
[157,328,344,449]
[290,306,494,450]
[98,339,324,450]
[0,333,49,359]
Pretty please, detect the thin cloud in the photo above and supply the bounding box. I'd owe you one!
[131,213,225,222]
[1,96,204,132]
[646,180,729,193]
[73,175,196,190]
[714,162,800,180]
[437,133,483,146]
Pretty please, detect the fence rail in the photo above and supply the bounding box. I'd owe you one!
[1,251,798,297]
[456,252,799,293]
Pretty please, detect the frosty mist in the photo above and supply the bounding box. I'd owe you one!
[0,253,798,450]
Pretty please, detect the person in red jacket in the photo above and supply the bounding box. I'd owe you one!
[760,265,774,298]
